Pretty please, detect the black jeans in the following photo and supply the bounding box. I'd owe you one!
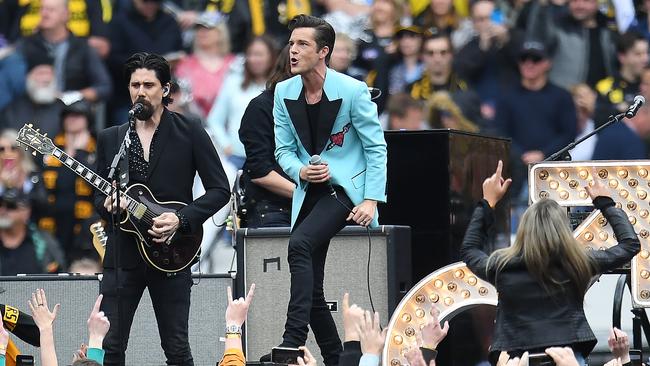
[281,185,352,366]
[100,265,193,366]
[246,200,291,228]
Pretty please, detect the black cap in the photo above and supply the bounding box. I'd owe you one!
[394,26,424,38]
[519,40,548,59]
[25,52,54,72]
[61,100,92,119]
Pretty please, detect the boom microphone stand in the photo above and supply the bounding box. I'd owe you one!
[106,114,133,359]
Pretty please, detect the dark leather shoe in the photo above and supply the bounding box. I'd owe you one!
[259,352,272,362]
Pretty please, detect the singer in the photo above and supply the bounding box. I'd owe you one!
[93,53,230,365]
[269,15,387,366]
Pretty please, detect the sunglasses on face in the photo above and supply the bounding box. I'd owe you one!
[0,200,21,210]
[0,145,19,153]
[519,54,543,63]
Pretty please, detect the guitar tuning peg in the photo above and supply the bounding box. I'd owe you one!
[36,129,40,132]
[43,133,47,137]
[27,124,33,128]
[32,151,36,156]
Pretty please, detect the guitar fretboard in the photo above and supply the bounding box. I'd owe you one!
[52,148,144,216]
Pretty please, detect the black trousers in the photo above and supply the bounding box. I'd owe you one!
[246,200,291,228]
[282,185,352,366]
[100,265,193,366]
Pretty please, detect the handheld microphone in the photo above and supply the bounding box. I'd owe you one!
[309,154,337,197]
[626,95,645,118]
[128,102,145,118]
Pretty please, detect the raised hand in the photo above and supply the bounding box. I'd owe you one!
[226,284,255,327]
[482,160,512,208]
[496,351,529,366]
[608,328,630,364]
[585,169,610,200]
[405,347,427,366]
[28,288,60,331]
[357,311,387,356]
[421,308,449,350]
[342,293,365,342]
[87,294,110,349]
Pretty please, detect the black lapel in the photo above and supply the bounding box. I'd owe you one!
[147,109,173,176]
[284,88,312,154]
[315,91,342,154]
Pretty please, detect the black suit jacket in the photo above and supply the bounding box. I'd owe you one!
[93,109,230,269]
[461,197,640,358]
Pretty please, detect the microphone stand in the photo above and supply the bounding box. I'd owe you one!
[106,115,133,359]
[544,112,627,161]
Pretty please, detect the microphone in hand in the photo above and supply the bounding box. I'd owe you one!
[309,154,337,197]
[625,95,645,118]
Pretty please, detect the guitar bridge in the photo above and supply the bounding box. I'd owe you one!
[133,204,147,220]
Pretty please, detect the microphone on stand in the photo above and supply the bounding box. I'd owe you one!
[128,102,145,118]
[309,155,337,198]
[625,95,645,118]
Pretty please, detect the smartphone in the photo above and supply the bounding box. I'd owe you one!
[271,347,305,365]
[528,352,555,366]
[16,355,35,366]
[491,9,504,25]
[629,349,642,366]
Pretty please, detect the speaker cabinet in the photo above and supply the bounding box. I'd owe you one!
[235,225,411,362]
[0,273,232,365]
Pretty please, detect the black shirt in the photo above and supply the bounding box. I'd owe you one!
[306,100,321,156]
[239,89,292,207]
[587,27,606,87]
[0,236,42,276]
[128,125,160,183]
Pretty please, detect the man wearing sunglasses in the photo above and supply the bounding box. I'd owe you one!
[494,40,577,211]
[0,188,65,276]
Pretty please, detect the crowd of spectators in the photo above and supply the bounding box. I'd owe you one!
[0,0,649,271]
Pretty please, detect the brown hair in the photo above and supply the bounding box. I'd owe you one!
[266,45,292,92]
[242,35,278,89]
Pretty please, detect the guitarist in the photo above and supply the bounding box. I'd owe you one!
[93,52,230,366]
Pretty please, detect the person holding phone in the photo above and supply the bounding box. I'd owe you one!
[461,161,640,365]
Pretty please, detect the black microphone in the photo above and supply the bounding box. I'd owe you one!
[309,154,337,197]
[128,102,145,118]
[626,95,645,118]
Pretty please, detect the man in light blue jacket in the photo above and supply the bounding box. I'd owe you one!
[272,14,387,366]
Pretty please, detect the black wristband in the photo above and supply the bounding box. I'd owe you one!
[175,211,190,233]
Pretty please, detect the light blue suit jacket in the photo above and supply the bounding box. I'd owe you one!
[274,68,388,227]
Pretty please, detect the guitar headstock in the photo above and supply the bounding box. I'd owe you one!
[17,124,55,156]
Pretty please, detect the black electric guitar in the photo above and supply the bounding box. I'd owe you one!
[17,124,202,273]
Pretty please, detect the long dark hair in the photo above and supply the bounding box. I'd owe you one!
[123,52,173,106]
[266,45,292,92]
[242,35,278,89]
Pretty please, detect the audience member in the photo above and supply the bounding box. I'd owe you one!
[461,161,640,364]
[526,0,617,89]
[427,91,480,132]
[595,31,649,123]
[494,41,576,201]
[175,13,236,118]
[39,101,98,263]
[28,288,60,366]
[7,0,112,58]
[0,46,26,111]
[207,35,276,168]
[409,33,468,101]
[386,93,426,130]
[0,59,65,138]
[165,79,204,122]
[454,0,519,118]
[570,83,646,160]
[218,284,255,366]
[321,0,371,40]
[0,188,65,276]
[356,311,387,366]
[413,0,461,36]
[108,0,183,122]
[0,129,47,210]
[354,0,402,75]
[338,293,364,366]
[18,0,113,104]
[329,33,365,80]
[631,67,650,154]
[387,27,425,96]
[239,45,294,229]
[68,257,102,274]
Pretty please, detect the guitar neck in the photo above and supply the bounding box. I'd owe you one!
[51,148,141,215]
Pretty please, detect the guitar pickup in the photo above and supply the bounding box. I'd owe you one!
[133,204,147,219]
